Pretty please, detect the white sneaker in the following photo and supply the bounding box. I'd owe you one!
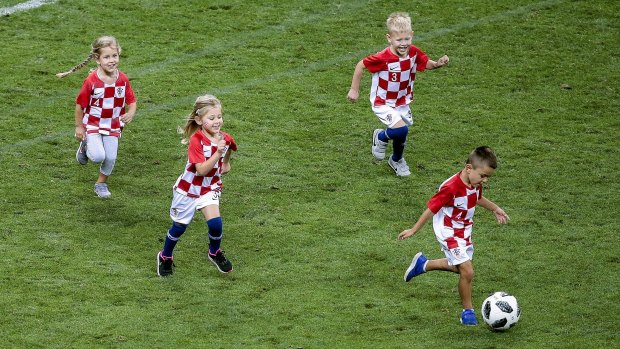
[76,141,88,165]
[388,156,411,177]
[94,183,112,198]
[372,129,388,160]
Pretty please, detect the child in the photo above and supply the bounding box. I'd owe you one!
[347,12,449,176]
[57,36,137,198]
[157,94,237,277]
[397,146,510,325]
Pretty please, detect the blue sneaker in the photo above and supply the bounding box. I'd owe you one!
[460,309,478,326]
[404,252,427,282]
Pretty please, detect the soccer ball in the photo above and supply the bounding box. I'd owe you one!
[481,292,521,331]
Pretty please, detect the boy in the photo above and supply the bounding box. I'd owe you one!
[347,12,449,176]
[397,146,510,325]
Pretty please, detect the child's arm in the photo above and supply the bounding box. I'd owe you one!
[398,208,434,240]
[74,104,85,141]
[195,137,227,176]
[426,55,449,70]
[220,149,232,175]
[347,60,366,102]
[120,102,137,124]
[478,196,510,224]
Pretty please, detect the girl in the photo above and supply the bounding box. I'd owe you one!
[157,94,237,277]
[57,36,137,198]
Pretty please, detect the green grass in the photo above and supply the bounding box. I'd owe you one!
[1,0,618,348]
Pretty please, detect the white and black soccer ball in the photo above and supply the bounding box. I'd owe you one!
[481,292,521,331]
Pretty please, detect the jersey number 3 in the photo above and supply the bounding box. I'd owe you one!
[390,72,399,82]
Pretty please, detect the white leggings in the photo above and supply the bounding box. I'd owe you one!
[86,134,119,176]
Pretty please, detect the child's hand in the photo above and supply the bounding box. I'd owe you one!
[437,55,449,67]
[347,89,359,103]
[493,208,510,224]
[216,133,227,155]
[75,125,86,141]
[398,229,415,240]
[220,162,231,174]
[120,113,134,124]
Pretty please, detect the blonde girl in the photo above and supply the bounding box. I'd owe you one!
[157,94,238,277]
[57,36,137,198]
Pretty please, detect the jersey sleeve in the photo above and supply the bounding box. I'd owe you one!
[221,132,238,152]
[124,78,136,105]
[187,134,207,164]
[427,185,454,214]
[363,52,387,73]
[75,78,92,108]
[411,45,429,72]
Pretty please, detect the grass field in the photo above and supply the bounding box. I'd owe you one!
[0,0,618,348]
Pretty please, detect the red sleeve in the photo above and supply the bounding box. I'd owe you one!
[124,78,136,105]
[75,78,92,108]
[363,52,387,73]
[427,185,454,214]
[411,45,429,72]
[221,132,237,152]
[187,134,206,164]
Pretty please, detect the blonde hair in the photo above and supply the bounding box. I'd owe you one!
[386,12,412,33]
[180,94,222,144]
[55,36,122,78]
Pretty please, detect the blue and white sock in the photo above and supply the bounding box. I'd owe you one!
[207,217,223,255]
[162,221,187,258]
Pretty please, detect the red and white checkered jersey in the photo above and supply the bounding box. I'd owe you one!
[427,171,482,248]
[363,45,429,107]
[75,70,136,137]
[173,131,238,198]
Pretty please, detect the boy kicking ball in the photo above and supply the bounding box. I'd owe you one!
[398,146,510,325]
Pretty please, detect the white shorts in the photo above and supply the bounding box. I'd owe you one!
[169,190,220,225]
[438,239,474,266]
[372,104,413,128]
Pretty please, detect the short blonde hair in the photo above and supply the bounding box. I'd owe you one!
[387,12,412,33]
[180,94,222,144]
[55,36,121,78]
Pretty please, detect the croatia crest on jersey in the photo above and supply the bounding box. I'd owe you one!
[115,86,126,98]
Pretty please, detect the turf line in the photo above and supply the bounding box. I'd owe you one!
[0,0,56,16]
[0,0,564,152]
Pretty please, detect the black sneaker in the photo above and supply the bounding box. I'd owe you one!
[208,250,233,273]
[157,251,174,277]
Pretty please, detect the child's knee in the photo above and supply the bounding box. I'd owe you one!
[386,125,409,140]
[458,263,474,281]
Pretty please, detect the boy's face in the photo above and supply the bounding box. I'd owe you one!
[386,30,413,58]
[465,163,496,187]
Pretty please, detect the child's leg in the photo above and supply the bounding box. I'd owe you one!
[385,126,409,162]
[99,135,119,180]
[425,258,459,273]
[86,134,105,163]
[457,261,474,309]
[162,221,188,258]
[201,204,223,255]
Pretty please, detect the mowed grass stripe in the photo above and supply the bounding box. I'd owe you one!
[1,0,565,152]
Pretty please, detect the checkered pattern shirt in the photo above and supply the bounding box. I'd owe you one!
[427,171,482,248]
[173,131,237,198]
[76,70,136,137]
[363,45,429,107]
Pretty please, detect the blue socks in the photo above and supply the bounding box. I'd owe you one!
[207,217,223,255]
[162,221,188,258]
[161,218,224,258]
[378,126,409,162]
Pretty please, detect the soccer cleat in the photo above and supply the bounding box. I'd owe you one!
[461,309,479,326]
[404,252,428,282]
[372,129,388,160]
[94,183,112,199]
[208,249,233,273]
[388,156,411,177]
[157,251,174,277]
[76,140,88,165]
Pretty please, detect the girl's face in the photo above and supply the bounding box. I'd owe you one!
[386,30,413,58]
[95,46,120,76]
[197,106,223,136]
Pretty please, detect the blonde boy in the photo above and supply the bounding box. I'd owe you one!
[348,12,449,176]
